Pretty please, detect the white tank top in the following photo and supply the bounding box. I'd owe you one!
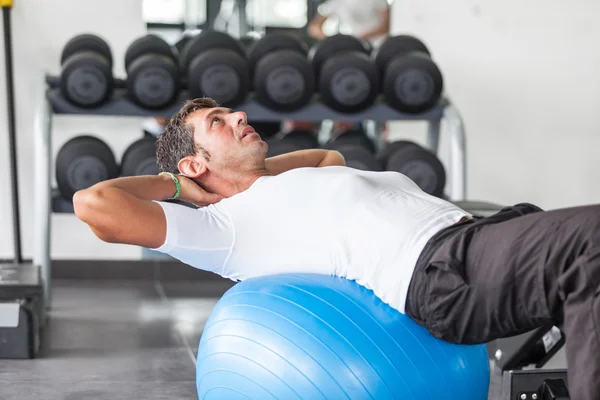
[152,166,470,313]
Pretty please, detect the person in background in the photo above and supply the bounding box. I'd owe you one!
[307,0,392,142]
[307,0,391,50]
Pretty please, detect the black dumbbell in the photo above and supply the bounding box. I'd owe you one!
[239,34,259,55]
[180,30,250,107]
[324,129,381,171]
[125,34,179,109]
[55,135,119,200]
[120,137,159,177]
[308,34,379,113]
[377,140,446,197]
[266,130,319,157]
[249,121,281,140]
[328,143,382,171]
[59,34,113,108]
[374,35,443,113]
[326,128,376,154]
[248,33,315,111]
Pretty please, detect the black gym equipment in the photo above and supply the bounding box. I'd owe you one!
[308,34,379,113]
[55,135,119,200]
[502,369,570,400]
[374,35,444,113]
[120,137,159,177]
[323,128,381,171]
[493,323,566,372]
[125,34,179,109]
[377,140,446,197]
[266,130,319,157]
[248,33,314,111]
[239,34,259,54]
[326,128,376,154]
[249,121,281,140]
[1,0,44,360]
[327,143,382,172]
[59,33,113,108]
[180,30,250,107]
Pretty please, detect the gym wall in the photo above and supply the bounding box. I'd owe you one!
[0,0,148,260]
[389,0,600,209]
[1,0,599,262]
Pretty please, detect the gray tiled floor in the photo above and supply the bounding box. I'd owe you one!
[0,279,564,400]
[0,280,233,400]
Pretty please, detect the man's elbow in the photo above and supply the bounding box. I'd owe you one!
[331,150,346,166]
[73,188,114,241]
[320,150,345,167]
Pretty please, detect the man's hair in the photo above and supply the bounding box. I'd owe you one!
[156,97,219,174]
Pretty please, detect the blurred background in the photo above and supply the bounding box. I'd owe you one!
[0,1,592,398]
[1,0,599,262]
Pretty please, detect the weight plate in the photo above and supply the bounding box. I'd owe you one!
[386,145,446,197]
[248,33,308,78]
[281,130,319,149]
[254,50,314,111]
[383,52,443,113]
[60,33,113,67]
[240,35,259,54]
[319,52,378,113]
[175,32,197,55]
[125,34,176,71]
[394,68,435,106]
[330,144,382,171]
[374,35,430,72]
[266,140,302,158]
[327,128,376,153]
[120,137,159,177]
[60,51,113,107]
[308,34,370,77]
[126,54,178,109]
[188,49,249,107]
[55,135,118,200]
[376,140,422,165]
[267,129,318,157]
[180,30,246,74]
[249,121,281,139]
[67,155,109,191]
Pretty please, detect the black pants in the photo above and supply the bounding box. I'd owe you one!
[405,203,600,400]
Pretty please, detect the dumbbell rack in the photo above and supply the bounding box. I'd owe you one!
[33,75,468,307]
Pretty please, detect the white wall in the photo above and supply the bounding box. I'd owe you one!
[1,0,600,261]
[0,0,147,260]
[389,0,600,210]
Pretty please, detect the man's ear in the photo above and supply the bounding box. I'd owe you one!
[177,155,207,179]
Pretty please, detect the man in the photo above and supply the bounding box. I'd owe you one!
[74,98,599,400]
[308,0,391,49]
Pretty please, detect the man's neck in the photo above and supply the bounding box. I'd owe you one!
[199,168,272,199]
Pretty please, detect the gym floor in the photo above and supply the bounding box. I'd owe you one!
[0,277,567,400]
[0,279,233,400]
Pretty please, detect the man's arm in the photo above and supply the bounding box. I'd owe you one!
[265,149,345,175]
[73,174,221,249]
[359,7,391,41]
[308,12,328,40]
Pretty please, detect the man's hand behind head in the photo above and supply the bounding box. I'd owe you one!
[178,175,225,207]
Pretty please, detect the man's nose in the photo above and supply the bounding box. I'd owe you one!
[230,111,247,126]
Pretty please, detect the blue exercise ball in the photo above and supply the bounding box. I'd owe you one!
[196,274,490,400]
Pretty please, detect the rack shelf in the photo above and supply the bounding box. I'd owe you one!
[47,87,449,122]
[35,76,468,308]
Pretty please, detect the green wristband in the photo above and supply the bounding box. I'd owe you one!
[160,172,181,200]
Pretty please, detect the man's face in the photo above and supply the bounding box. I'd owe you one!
[187,107,268,174]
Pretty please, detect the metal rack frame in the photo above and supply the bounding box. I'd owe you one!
[33,79,468,308]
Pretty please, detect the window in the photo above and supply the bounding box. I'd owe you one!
[246,0,308,29]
